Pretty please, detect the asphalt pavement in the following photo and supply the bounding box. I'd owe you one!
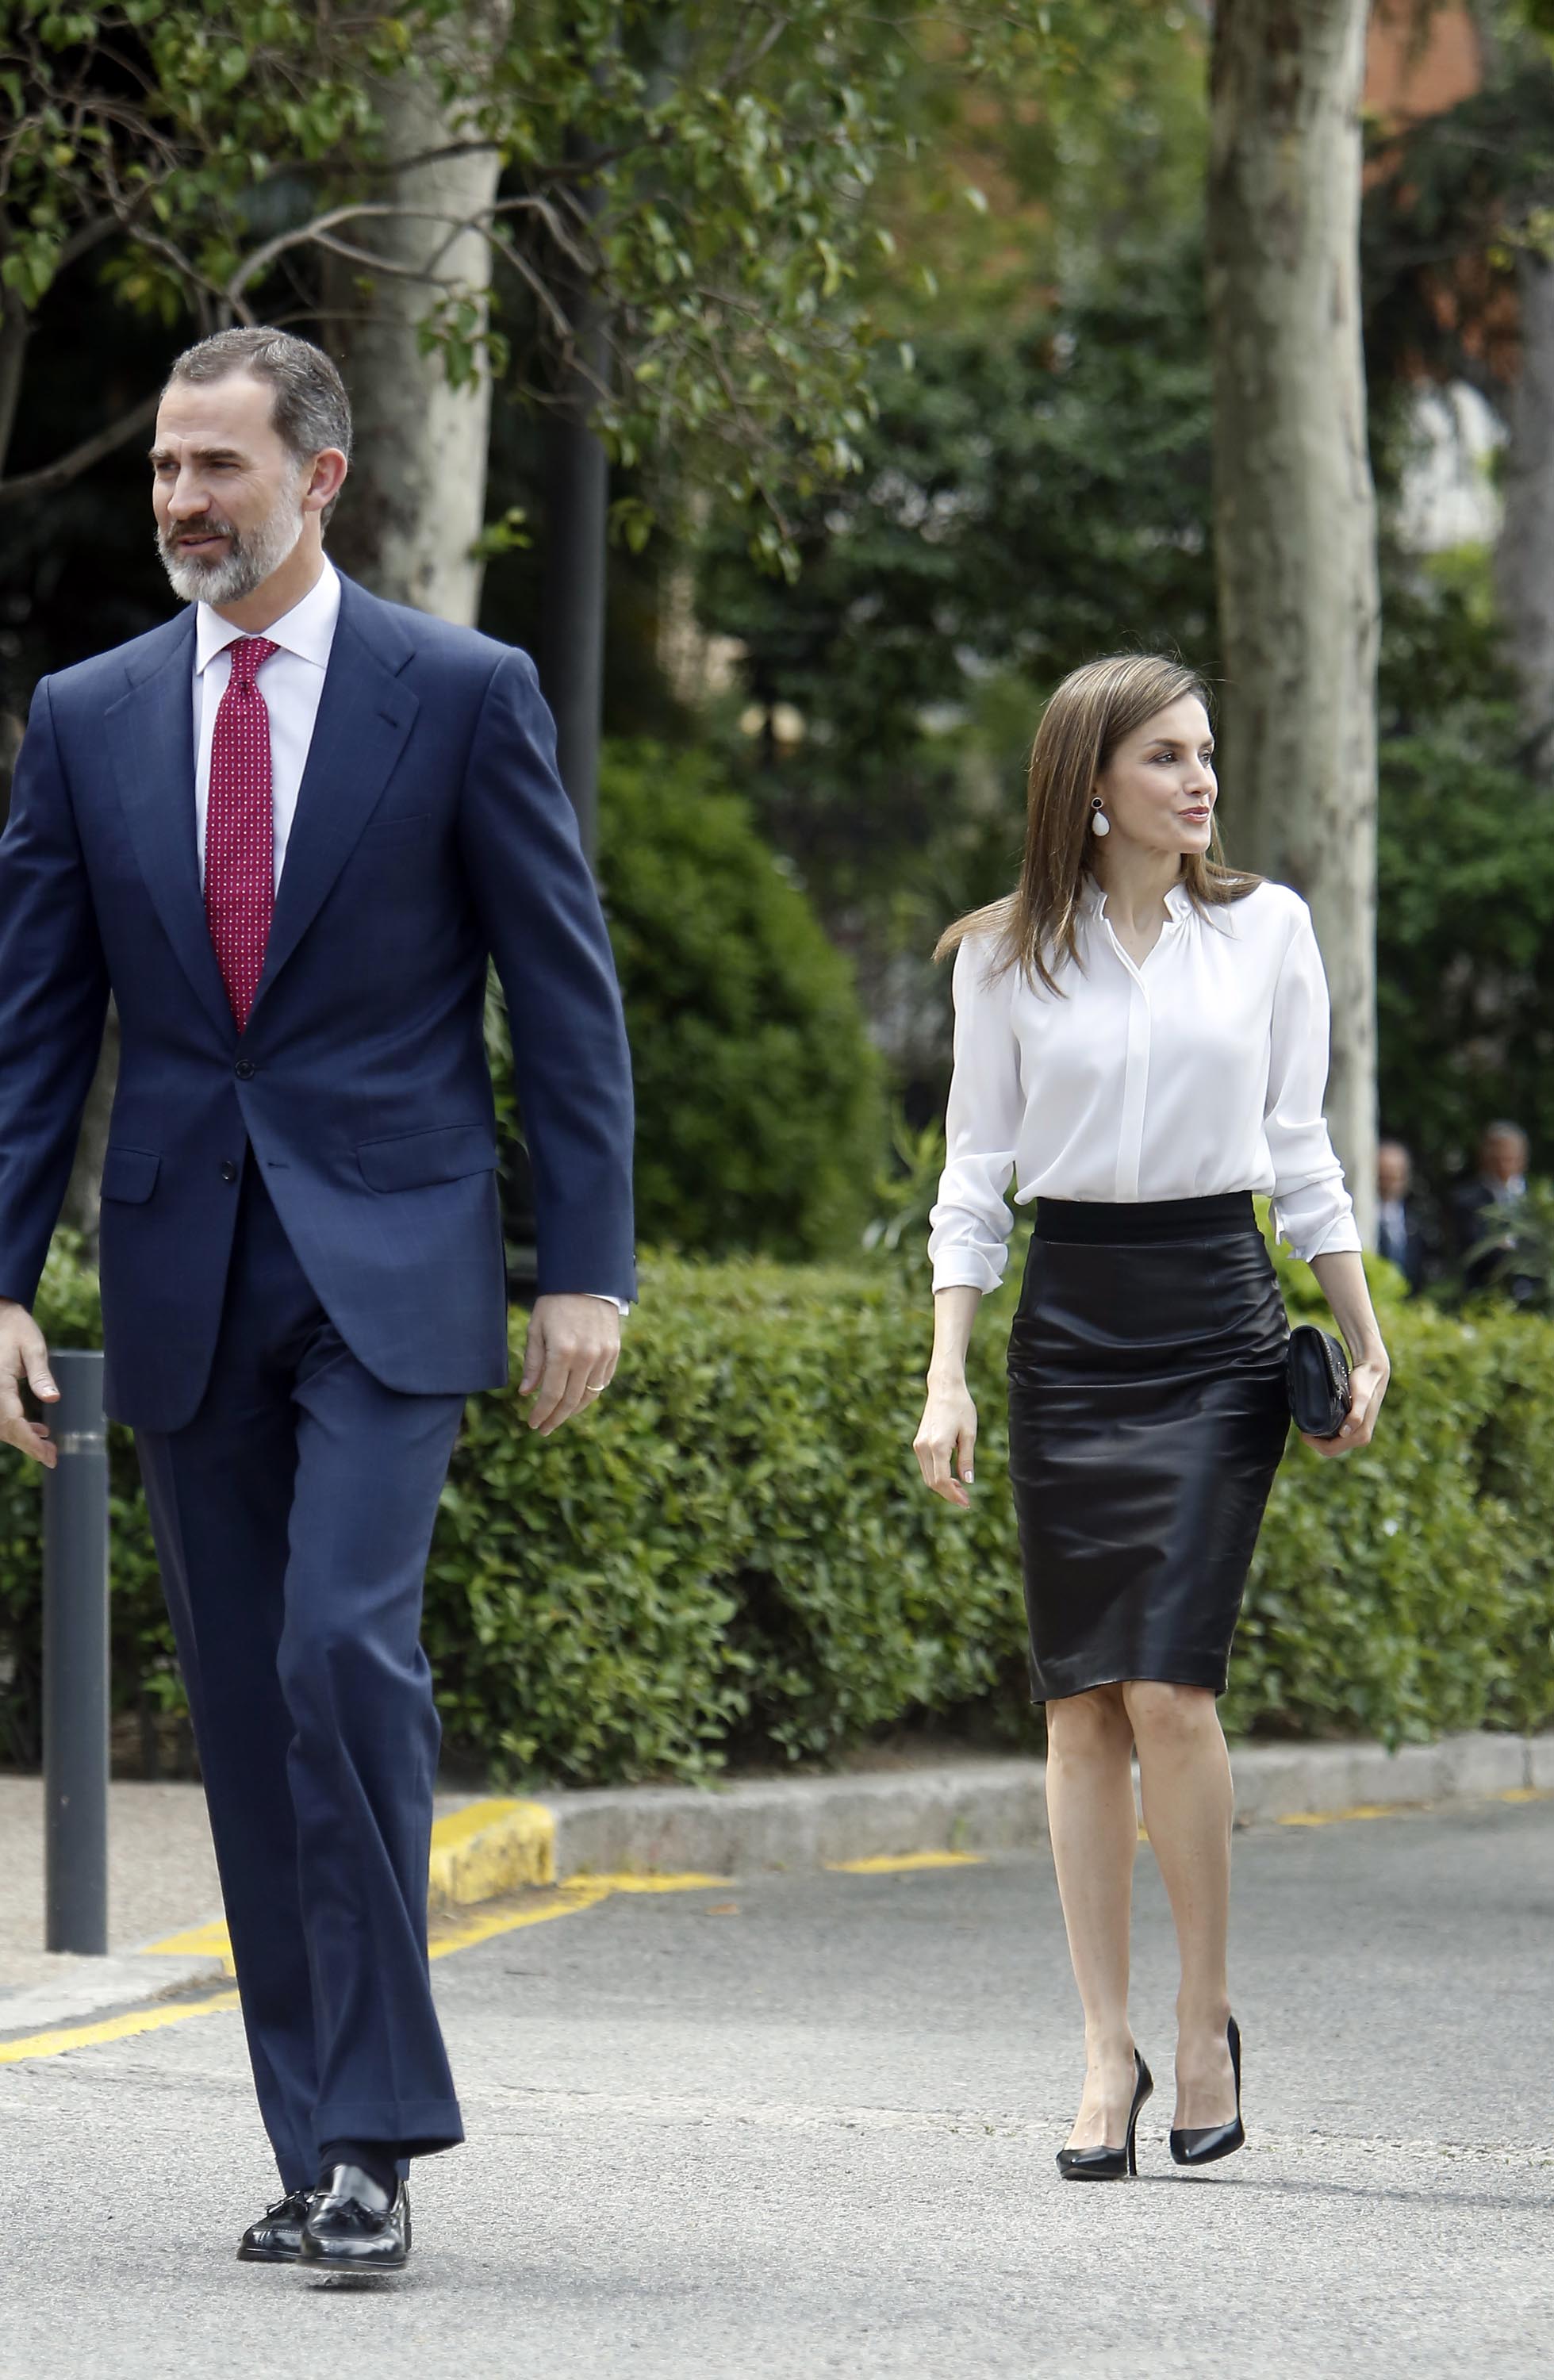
[1,1796,1550,2379]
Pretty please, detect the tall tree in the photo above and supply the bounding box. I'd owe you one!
[1361,2,1554,772]
[1486,2,1554,770]
[1207,0,1379,1244]
[323,3,513,626]
[1496,248,1554,768]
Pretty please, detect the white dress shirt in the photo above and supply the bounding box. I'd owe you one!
[928,877,1362,1292]
[194,556,340,889]
[192,557,624,1316]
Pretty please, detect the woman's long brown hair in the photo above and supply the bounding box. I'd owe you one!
[934,654,1264,996]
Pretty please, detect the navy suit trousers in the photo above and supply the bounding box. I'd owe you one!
[135,1152,466,2191]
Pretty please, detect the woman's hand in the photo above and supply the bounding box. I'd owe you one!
[1300,1353,1389,1459]
[1303,1253,1392,1461]
[914,1372,978,1508]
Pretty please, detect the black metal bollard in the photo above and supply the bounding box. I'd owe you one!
[42,1349,109,1955]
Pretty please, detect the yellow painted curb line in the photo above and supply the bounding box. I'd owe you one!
[140,1796,561,1977]
[1278,1789,1553,1829]
[139,1917,235,1971]
[585,1871,734,1893]
[824,1852,985,1875]
[0,1989,243,2066]
[425,1871,734,1959]
[0,1869,731,2068]
[1278,1802,1418,1829]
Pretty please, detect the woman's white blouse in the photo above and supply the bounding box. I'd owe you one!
[928,878,1362,1292]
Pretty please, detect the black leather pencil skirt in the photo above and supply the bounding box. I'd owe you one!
[1007,1192,1291,1704]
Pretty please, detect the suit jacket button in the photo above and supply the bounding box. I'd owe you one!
[234,1058,255,1080]
[220,1161,239,1184]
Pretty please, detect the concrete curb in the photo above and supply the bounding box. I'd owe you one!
[0,1796,557,2040]
[0,1952,228,2034]
[515,1729,1554,1883]
[427,1797,555,1912]
[3,1733,1546,2046]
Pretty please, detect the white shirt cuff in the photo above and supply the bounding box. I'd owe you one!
[1271,1186,1363,1265]
[930,1248,1008,1296]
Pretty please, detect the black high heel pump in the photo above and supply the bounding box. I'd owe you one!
[1169,2015,1245,2168]
[1057,2048,1153,2181]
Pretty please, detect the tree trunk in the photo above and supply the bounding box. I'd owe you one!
[539,271,610,862]
[1207,0,1379,1248]
[321,5,511,624]
[1494,248,1554,774]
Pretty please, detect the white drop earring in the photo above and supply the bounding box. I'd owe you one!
[1089,797,1110,838]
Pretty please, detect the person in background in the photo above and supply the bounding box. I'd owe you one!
[1452,1121,1538,1303]
[1375,1138,1433,1293]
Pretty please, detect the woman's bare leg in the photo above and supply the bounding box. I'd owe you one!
[1045,1683,1142,2147]
[1122,1680,1237,2129]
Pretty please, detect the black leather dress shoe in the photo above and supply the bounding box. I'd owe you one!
[236,2188,314,2264]
[300,2165,411,2274]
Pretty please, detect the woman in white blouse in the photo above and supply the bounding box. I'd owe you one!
[915,654,1390,2181]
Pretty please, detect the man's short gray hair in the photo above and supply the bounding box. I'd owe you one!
[163,328,352,526]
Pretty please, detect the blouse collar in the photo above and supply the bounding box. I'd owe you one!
[1080,876,1194,924]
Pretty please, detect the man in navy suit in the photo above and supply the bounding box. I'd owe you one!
[0,328,635,2273]
[1375,1138,1435,1295]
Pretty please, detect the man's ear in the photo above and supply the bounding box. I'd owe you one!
[304,447,348,516]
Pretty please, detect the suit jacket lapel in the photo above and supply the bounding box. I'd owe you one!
[106,613,236,1039]
[250,578,419,1016]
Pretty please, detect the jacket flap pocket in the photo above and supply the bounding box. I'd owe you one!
[360,811,433,838]
[100,1146,161,1204]
[356,1123,498,1193]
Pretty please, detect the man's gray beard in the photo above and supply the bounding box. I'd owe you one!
[159,489,306,606]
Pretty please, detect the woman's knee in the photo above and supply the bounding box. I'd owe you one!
[1123,1679,1220,1750]
[1046,1683,1132,1759]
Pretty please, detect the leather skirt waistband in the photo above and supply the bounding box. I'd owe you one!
[1030,1191,1259,1246]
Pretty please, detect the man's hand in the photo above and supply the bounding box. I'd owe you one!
[0,1299,59,1469]
[519,1295,621,1436]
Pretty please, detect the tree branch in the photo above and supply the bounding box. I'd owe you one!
[0,389,159,509]
[53,208,132,275]
[485,228,580,344]
[305,229,455,285]
[227,190,595,313]
[0,289,29,472]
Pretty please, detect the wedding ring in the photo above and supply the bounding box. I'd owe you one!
[585,1382,608,1395]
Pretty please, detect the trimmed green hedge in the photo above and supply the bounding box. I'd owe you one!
[2,1223,1552,1779]
[597,743,888,1259]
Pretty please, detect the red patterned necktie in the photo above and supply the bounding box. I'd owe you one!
[205,635,278,1032]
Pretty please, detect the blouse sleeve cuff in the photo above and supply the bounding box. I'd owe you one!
[930,1246,1009,1296]
[1271,1181,1363,1265]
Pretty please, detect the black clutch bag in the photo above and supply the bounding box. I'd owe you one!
[1286,1322,1351,1438]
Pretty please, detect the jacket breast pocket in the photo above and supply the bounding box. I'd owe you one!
[358,812,434,843]
[356,1123,498,1193]
[99,1146,161,1204]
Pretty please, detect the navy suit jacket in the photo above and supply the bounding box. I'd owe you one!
[0,572,636,1431]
